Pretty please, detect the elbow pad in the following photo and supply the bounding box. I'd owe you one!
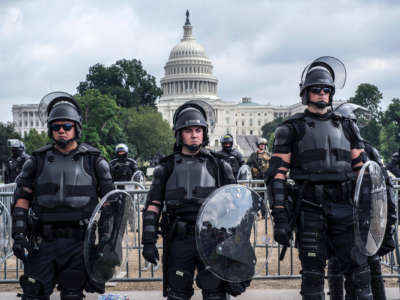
[268,178,288,208]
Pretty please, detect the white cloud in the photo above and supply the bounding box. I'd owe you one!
[0,0,399,122]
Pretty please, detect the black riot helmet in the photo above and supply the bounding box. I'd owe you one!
[220,134,234,152]
[299,56,346,106]
[334,102,371,128]
[40,91,82,141]
[173,102,209,151]
[115,143,129,159]
[7,139,24,157]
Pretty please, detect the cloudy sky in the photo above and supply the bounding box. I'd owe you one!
[1,0,399,122]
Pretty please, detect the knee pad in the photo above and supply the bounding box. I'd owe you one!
[202,291,227,300]
[19,275,47,299]
[368,255,382,276]
[167,268,194,298]
[302,270,324,289]
[58,270,86,300]
[167,290,191,300]
[301,269,325,298]
[196,269,223,291]
[350,265,370,288]
[350,266,373,300]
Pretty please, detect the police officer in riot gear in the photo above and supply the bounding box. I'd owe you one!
[110,143,138,186]
[217,133,244,178]
[4,140,30,184]
[141,102,250,300]
[265,57,373,300]
[11,92,114,300]
[247,137,270,179]
[327,103,397,300]
[386,151,400,178]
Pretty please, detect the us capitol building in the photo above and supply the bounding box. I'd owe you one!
[12,11,304,156]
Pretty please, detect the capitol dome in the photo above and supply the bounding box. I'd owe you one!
[160,10,218,101]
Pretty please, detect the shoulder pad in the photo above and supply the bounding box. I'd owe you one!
[153,164,167,178]
[159,152,177,163]
[110,158,118,164]
[32,144,53,154]
[200,148,213,156]
[209,150,224,159]
[285,112,305,122]
[127,158,137,164]
[77,143,101,154]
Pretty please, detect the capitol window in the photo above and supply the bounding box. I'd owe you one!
[242,120,245,126]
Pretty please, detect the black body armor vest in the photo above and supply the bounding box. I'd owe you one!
[110,158,135,181]
[218,150,240,177]
[165,153,217,219]
[290,116,353,182]
[34,149,98,222]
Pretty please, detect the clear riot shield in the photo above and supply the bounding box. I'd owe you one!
[84,190,131,283]
[0,202,12,264]
[196,184,264,282]
[185,99,216,132]
[300,56,347,90]
[237,165,252,182]
[354,160,387,256]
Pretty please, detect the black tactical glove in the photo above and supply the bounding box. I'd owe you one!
[225,280,251,296]
[142,243,159,264]
[377,226,396,256]
[12,207,30,261]
[271,208,291,246]
[12,233,30,262]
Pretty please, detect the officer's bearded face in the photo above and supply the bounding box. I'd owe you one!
[181,126,203,146]
[258,144,266,151]
[308,86,330,105]
[51,120,76,141]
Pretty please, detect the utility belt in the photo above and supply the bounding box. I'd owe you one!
[303,180,354,205]
[38,222,86,241]
[167,217,196,240]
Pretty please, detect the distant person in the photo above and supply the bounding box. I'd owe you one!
[4,139,30,184]
[109,143,138,188]
[247,137,270,179]
[217,134,244,178]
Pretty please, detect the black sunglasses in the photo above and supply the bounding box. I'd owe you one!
[309,87,332,94]
[51,123,74,132]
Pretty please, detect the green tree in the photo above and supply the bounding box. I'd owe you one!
[0,122,21,165]
[121,106,175,161]
[23,129,50,154]
[348,83,383,148]
[76,89,126,160]
[348,83,383,120]
[261,117,284,140]
[77,59,163,108]
[380,98,400,160]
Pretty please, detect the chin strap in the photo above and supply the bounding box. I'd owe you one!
[54,138,76,149]
[184,143,201,152]
[310,101,328,109]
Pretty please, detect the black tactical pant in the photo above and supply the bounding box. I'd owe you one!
[297,184,372,300]
[167,233,226,300]
[328,255,386,300]
[23,237,103,298]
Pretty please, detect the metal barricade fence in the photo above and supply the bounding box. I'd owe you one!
[1,180,399,285]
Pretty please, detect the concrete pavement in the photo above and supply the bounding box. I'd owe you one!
[0,289,399,300]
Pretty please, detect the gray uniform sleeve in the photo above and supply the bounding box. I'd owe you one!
[273,124,294,154]
[14,157,36,203]
[95,157,115,197]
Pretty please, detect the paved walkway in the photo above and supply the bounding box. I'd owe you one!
[0,289,399,300]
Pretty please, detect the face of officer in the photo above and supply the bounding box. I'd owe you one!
[181,126,203,154]
[258,144,266,151]
[51,120,77,151]
[308,86,331,110]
